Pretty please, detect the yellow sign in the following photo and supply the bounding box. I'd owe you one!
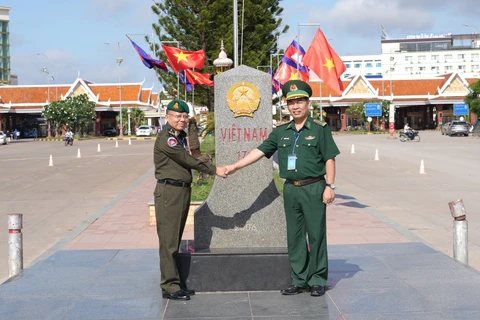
[226,82,261,118]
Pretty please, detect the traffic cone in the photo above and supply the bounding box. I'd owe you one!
[48,155,54,167]
[128,138,132,146]
[77,148,81,158]
[115,140,118,148]
[97,143,101,152]
[374,149,379,161]
[351,144,355,154]
[419,159,426,174]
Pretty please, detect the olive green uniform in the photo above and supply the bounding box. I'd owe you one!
[154,123,216,294]
[258,117,340,287]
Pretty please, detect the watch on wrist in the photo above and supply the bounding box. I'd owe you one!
[326,183,336,190]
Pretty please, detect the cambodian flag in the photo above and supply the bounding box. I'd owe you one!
[179,72,193,91]
[127,36,168,72]
[267,68,281,94]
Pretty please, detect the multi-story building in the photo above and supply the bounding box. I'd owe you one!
[0,6,10,84]
[340,55,382,80]
[381,32,480,78]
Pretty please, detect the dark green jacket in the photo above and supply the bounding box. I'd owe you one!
[258,117,340,180]
[154,123,216,183]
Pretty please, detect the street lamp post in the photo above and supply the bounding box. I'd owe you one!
[464,24,480,33]
[39,62,52,138]
[127,107,131,136]
[117,56,124,138]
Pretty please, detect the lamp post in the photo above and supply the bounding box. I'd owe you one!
[127,107,131,136]
[40,65,51,138]
[464,24,480,33]
[105,42,123,138]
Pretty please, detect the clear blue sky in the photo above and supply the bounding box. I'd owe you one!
[4,0,479,90]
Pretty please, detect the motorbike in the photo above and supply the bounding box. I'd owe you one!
[399,130,420,142]
[65,136,73,146]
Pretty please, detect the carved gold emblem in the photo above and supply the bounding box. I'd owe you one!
[173,102,179,109]
[226,82,261,118]
[290,84,298,91]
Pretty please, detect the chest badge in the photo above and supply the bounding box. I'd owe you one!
[305,136,315,140]
[167,137,177,147]
[281,137,290,140]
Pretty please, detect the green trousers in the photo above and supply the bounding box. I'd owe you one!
[283,180,328,287]
[154,182,191,294]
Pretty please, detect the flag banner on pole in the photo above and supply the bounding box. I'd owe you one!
[303,28,346,94]
[267,68,281,94]
[179,72,193,91]
[161,44,205,73]
[273,61,310,85]
[126,36,168,71]
[185,69,214,87]
[281,39,309,74]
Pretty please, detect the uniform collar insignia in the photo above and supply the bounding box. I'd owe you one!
[305,136,315,140]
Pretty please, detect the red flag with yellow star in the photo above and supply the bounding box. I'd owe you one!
[185,69,214,87]
[161,44,205,73]
[303,28,346,94]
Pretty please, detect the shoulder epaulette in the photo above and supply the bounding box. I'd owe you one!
[313,120,327,127]
[276,122,289,127]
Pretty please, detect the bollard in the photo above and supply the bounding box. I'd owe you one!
[448,199,468,265]
[8,213,23,277]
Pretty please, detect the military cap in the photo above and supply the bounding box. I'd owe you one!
[167,99,190,113]
[282,80,312,100]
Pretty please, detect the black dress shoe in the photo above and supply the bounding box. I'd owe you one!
[281,285,308,295]
[310,285,325,297]
[163,290,191,300]
[181,288,195,296]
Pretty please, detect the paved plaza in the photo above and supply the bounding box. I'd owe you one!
[1,132,480,319]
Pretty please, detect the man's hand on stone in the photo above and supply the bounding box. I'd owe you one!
[216,166,227,178]
[224,165,237,176]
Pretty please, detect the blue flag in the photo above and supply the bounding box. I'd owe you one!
[127,37,168,72]
[179,72,193,91]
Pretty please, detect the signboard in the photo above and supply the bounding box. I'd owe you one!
[453,103,468,116]
[365,103,382,117]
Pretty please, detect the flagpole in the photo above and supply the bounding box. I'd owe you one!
[184,70,187,100]
[320,81,323,122]
[233,0,238,67]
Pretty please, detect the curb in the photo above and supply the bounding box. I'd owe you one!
[104,137,157,141]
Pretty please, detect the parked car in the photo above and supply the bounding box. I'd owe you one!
[103,127,117,137]
[149,125,157,135]
[0,131,7,145]
[441,122,451,135]
[136,125,152,137]
[447,120,469,137]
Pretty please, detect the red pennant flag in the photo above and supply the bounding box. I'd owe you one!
[185,69,214,87]
[303,28,346,94]
[161,44,205,73]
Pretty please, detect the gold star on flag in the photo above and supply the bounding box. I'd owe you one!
[289,72,299,80]
[174,51,190,63]
[323,58,335,72]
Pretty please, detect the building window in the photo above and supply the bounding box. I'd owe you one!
[376,72,382,75]
[445,54,452,60]
[458,54,466,59]
[472,54,479,60]
[405,67,413,73]
[365,62,373,68]
[390,67,395,72]
[405,56,413,62]
[431,66,439,71]
[445,65,453,71]
[431,55,439,60]
[366,73,372,76]
[345,63,351,68]
[418,55,426,61]
[418,66,426,71]
[472,65,479,70]
[458,65,466,70]
[376,62,382,67]
[354,63,361,68]
[343,73,351,78]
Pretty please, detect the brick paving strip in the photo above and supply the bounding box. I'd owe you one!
[65,173,409,250]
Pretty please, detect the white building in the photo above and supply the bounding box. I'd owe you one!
[340,55,382,80]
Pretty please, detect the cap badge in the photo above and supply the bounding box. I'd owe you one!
[173,102,179,109]
[290,84,298,91]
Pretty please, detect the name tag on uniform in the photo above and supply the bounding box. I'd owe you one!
[287,154,297,170]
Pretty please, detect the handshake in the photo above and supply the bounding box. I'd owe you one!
[215,165,237,178]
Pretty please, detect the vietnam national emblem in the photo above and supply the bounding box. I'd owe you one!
[226,82,261,118]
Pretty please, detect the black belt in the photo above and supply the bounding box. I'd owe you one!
[285,177,324,187]
[157,179,192,188]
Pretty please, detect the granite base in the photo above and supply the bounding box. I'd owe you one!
[177,247,291,292]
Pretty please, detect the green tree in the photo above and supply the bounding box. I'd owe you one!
[345,102,366,125]
[42,94,96,135]
[150,0,289,111]
[116,107,145,134]
[465,79,480,117]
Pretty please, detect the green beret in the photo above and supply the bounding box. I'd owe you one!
[282,80,312,100]
[167,99,189,113]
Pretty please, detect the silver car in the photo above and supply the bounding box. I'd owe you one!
[447,120,469,137]
[441,122,451,135]
[0,131,7,145]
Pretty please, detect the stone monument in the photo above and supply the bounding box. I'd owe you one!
[179,65,291,292]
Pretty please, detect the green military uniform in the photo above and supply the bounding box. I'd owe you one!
[154,100,216,294]
[257,81,340,288]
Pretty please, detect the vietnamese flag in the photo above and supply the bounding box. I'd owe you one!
[185,69,214,87]
[303,28,346,94]
[161,44,205,73]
